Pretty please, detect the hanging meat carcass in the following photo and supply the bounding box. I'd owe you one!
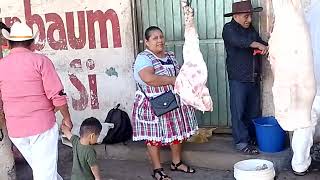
[268,0,317,131]
[305,0,320,142]
[174,0,213,112]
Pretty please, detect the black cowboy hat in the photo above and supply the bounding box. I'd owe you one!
[224,1,263,17]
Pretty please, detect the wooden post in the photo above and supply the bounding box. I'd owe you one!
[260,0,276,117]
[0,23,16,180]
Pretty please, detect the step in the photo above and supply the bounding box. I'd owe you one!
[93,135,292,172]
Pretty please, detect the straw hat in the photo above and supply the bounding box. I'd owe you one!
[1,22,38,41]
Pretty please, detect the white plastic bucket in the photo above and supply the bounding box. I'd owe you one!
[234,159,275,180]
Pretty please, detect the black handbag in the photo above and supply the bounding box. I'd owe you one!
[139,86,179,117]
[138,57,179,117]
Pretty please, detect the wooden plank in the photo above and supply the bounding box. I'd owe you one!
[135,0,144,51]
[200,44,211,125]
[223,0,233,36]
[174,45,184,65]
[164,0,174,41]
[227,80,232,126]
[196,111,204,127]
[224,50,232,126]
[216,43,228,126]
[156,0,166,31]
[165,44,175,54]
[215,0,225,38]
[222,0,234,127]
[206,0,215,39]
[172,0,182,40]
[148,0,157,26]
[197,0,207,39]
[192,0,198,34]
[208,43,219,126]
[251,0,260,30]
[141,0,150,35]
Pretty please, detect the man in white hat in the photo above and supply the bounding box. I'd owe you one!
[0,22,72,180]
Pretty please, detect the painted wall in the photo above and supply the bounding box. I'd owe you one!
[0,0,136,133]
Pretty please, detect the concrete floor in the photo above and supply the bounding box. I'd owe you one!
[13,135,320,179]
[98,135,293,171]
[15,159,320,180]
[15,149,320,180]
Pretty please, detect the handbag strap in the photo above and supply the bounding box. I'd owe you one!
[138,83,150,101]
[167,55,177,76]
[138,54,177,99]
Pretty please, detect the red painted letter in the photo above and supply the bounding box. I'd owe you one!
[24,0,46,51]
[86,59,99,109]
[87,9,122,49]
[69,59,88,111]
[66,11,86,50]
[88,74,99,109]
[45,13,68,50]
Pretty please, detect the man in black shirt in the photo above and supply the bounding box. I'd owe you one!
[222,1,268,155]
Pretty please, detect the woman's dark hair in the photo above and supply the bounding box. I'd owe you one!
[9,39,34,49]
[79,117,102,137]
[144,26,163,40]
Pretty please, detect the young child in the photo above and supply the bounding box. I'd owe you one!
[62,117,102,180]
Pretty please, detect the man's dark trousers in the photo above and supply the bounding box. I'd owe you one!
[229,80,261,150]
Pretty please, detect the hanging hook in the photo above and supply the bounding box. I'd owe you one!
[187,0,192,7]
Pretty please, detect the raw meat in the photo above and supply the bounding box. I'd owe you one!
[305,0,320,140]
[268,0,316,131]
[174,0,213,112]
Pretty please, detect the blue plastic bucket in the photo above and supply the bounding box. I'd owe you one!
[253,116,286,153]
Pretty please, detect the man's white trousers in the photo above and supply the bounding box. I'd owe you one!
[10,123,63,180]
[291,126,315,173]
